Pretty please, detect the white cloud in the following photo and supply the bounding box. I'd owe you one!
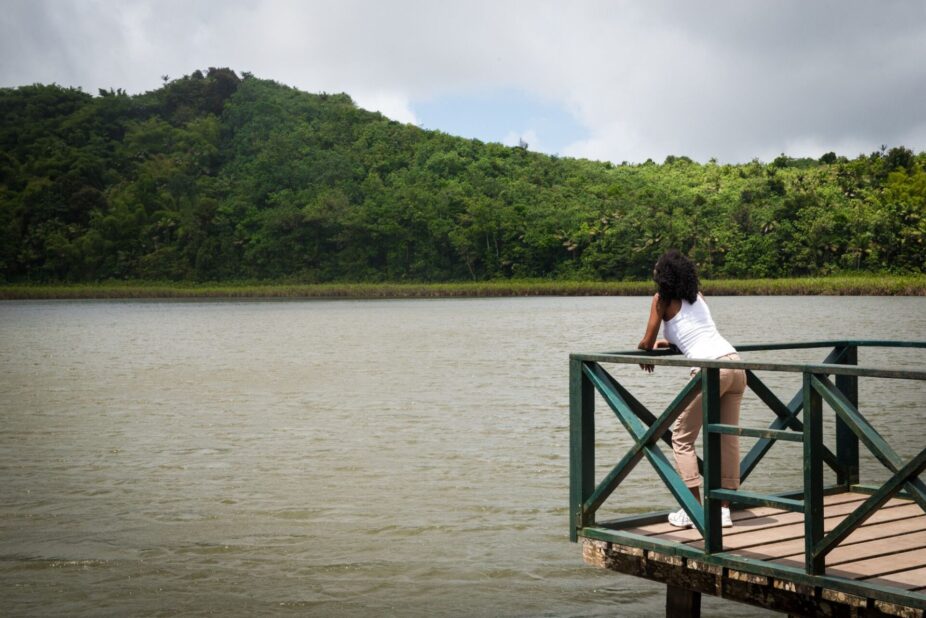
[353,91,419,125]
[2,0,925,162]
[563,121,646,163]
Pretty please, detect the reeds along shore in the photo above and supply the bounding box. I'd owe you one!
[1,276,925,300]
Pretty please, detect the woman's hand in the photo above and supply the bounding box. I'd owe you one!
[639,340,672,372]
[638,341,655,373]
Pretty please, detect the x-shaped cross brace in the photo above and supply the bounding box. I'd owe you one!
[810,374,926,560]
[582,363,707,536]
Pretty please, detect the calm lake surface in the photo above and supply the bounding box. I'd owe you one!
[1,296,924,617]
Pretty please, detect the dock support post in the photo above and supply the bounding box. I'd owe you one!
[666,585,700,617]
[570,357,595,541]
[835,346,859,486]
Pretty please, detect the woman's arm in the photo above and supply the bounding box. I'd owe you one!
[637,294,666,373]
[638,293,664,351]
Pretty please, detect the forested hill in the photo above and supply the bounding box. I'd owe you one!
[1,68,924,283]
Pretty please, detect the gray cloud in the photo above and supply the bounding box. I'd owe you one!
[2,0,924,163]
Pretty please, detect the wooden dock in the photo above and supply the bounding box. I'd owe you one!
[584,491,925,616]
[570,341,926,617]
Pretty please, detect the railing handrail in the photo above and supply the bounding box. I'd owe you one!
[571,339,926,380]
[595,339,926,354]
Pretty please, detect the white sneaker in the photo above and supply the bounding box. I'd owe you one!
[722,507,733,528]
[668,508,693,528]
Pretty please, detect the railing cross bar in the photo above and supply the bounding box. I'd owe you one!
[709,423,804,442]
[740,349,846,483]
[812,375,926,513]
[814,447,926,560]
[709,488,805,512]
[581,363,706,535]
[587,363,701,457]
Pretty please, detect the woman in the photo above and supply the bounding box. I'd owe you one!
[637,250,745,529]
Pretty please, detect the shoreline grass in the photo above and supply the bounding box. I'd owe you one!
[1,275,924,300]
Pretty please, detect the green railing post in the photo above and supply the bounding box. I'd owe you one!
[570,357,595,541]
[835,345,860,486]
[702,367,723,553]
[803,372,825,574]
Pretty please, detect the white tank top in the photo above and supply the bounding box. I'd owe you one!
[663,295,736,360]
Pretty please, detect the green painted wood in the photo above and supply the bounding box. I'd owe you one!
[594,364,703,469]
[734,339,926,352]
[581,363,705,535]
[581,363,701,498]
[587,362,702,457]
[587,364,701,446]
[812,375,926,513]
[597,511,679,529]
[588,339,926,357]
[581,526,703,559]
[569,358,595,541]
[582,363,648,436]
[803,372,825,574]
[584,365,704,532]
[740,362,840,483]
[570,340,926,604]
[597,340,926,358]
[643,446,707,538]
[708,489,805,512]
[582,441,645,516]
[708,423,803,443]
[580,356,926,379]
[834,346,860,486]
[702,368,723,554]
[571,350,926,380]
[815,447,926,561]
[849,484,913,500]
[740,373,804,482]
[580,364,653,514]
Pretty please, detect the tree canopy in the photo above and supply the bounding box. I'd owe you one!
[1,68,924,283]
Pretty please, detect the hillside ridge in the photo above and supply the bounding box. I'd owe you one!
[1,68,923,283]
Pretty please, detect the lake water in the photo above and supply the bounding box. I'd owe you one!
[1,296,924,616]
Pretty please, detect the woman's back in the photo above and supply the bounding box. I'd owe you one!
[663,295,735,360]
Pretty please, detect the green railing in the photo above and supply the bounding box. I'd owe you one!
[569,340,926,576]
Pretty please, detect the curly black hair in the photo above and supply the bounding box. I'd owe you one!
[653,250,699,304]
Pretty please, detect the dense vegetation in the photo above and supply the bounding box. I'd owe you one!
[3,275,924,300]
[1,68,924,284]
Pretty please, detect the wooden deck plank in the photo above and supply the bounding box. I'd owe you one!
[800,526,926,566]
[734,514,926,560]
[622,492,926,589]
[863,566,926,590]
[627,495,909,545]
[706,503,925,552]
[583,536,926,615]
[826,548,926,590]
[761,546,926,588]
[601,491,926,602]
[768,530,926,576]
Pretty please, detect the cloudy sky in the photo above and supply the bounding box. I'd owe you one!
[2,0,924,163]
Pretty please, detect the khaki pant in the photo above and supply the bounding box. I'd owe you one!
[672,353,746,490]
